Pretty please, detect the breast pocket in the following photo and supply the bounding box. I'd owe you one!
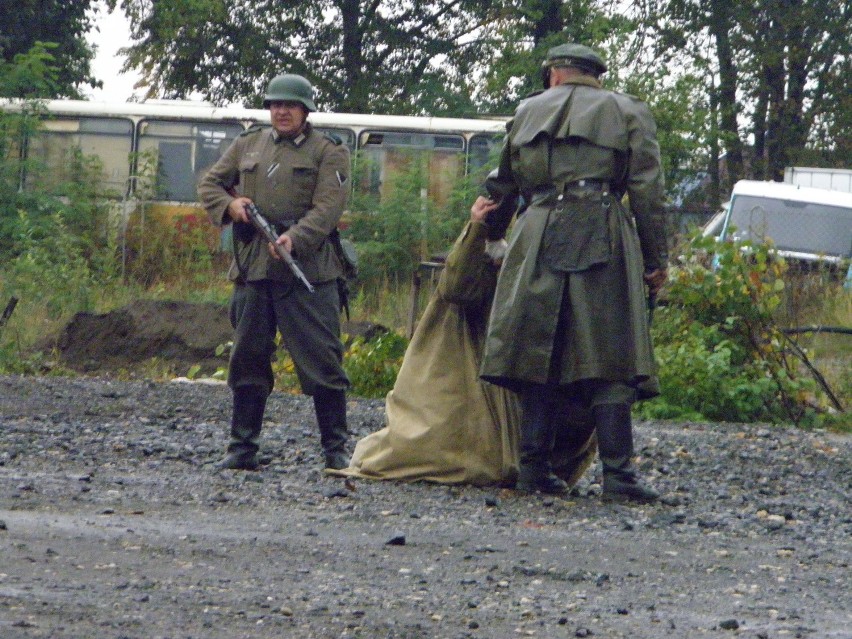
[239,160,259,198]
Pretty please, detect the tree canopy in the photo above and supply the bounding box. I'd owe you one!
[651,0,851,189]
[115,0,498,115]
[0,0,102,98]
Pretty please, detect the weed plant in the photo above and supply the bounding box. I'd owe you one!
[636,229,849,428]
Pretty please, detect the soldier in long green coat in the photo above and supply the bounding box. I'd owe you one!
[476,43,668,501]
[198,73,351,471]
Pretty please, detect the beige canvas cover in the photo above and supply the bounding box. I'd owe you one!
[334,221,596,486]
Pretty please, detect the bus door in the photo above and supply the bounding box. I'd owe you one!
[136,119,243,203]
[357,130,464,207]
[356,130,465,258]
[135,119,243,249]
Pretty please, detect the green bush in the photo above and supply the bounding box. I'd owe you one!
[346,151,484,290]
[636,230,824,426]
[343,332,409,398]
[4,211,99,318]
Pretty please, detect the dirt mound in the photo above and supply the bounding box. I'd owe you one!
[55,300,232,375]
[52,300,390,376]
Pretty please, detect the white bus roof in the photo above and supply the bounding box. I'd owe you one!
[1,99,508,135]
[732,179,852,209]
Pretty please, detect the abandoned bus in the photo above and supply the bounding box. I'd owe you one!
[2,98,505,210]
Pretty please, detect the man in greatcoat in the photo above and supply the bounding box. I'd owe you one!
[474,43,668,501]
[198,73,352,471]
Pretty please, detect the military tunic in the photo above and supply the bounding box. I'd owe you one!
[198,123,351,395]
[479,76,667,395]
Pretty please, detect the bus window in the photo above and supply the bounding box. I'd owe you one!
[467,132,503,178]
[313,127,356,151]
[137,119,243,202]
[25,116,133,197]
[357,130,465,207]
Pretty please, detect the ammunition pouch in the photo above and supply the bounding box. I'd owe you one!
[330,230,359,281]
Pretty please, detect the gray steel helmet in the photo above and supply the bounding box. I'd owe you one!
[263,73,317,111]
[543,43,608,77]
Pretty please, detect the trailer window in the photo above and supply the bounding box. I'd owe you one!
[25,116,133,197]
[137,120,243,202]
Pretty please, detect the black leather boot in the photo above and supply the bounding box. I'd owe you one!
[594,403,658,503]
[215,385,267,470]
[550,399,597,489]
[515,389,568,495]
[313,387,350,470]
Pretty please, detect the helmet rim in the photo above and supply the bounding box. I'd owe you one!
[262,73,317,112]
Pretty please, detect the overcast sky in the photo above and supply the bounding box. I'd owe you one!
[85,5,141,102]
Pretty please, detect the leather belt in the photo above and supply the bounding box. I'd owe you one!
[529,180,610,205]
[563,179,609,192]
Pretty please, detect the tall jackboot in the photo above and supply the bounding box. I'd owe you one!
[550,399,597,489]
[313,387,350,470]
[515,390,569,495]
[215,385,267,470]
[594,403,658,502]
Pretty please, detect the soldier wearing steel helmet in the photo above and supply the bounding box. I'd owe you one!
[473,43,668,501]
[198,73,352,471]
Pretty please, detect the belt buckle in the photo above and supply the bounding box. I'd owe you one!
[576,179,609,195]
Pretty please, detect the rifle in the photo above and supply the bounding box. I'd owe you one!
[243,202,315,293]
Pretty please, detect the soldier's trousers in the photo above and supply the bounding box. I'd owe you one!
[228,279,349,396]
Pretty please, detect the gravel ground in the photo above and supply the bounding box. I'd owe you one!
[0,374,849,639]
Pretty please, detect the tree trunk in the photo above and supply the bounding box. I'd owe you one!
[707,0,744,190]
[707,77,721,210]
[339,0,367,113]
[763,11,789,181]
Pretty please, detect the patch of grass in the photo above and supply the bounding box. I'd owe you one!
[779,275,852,430]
